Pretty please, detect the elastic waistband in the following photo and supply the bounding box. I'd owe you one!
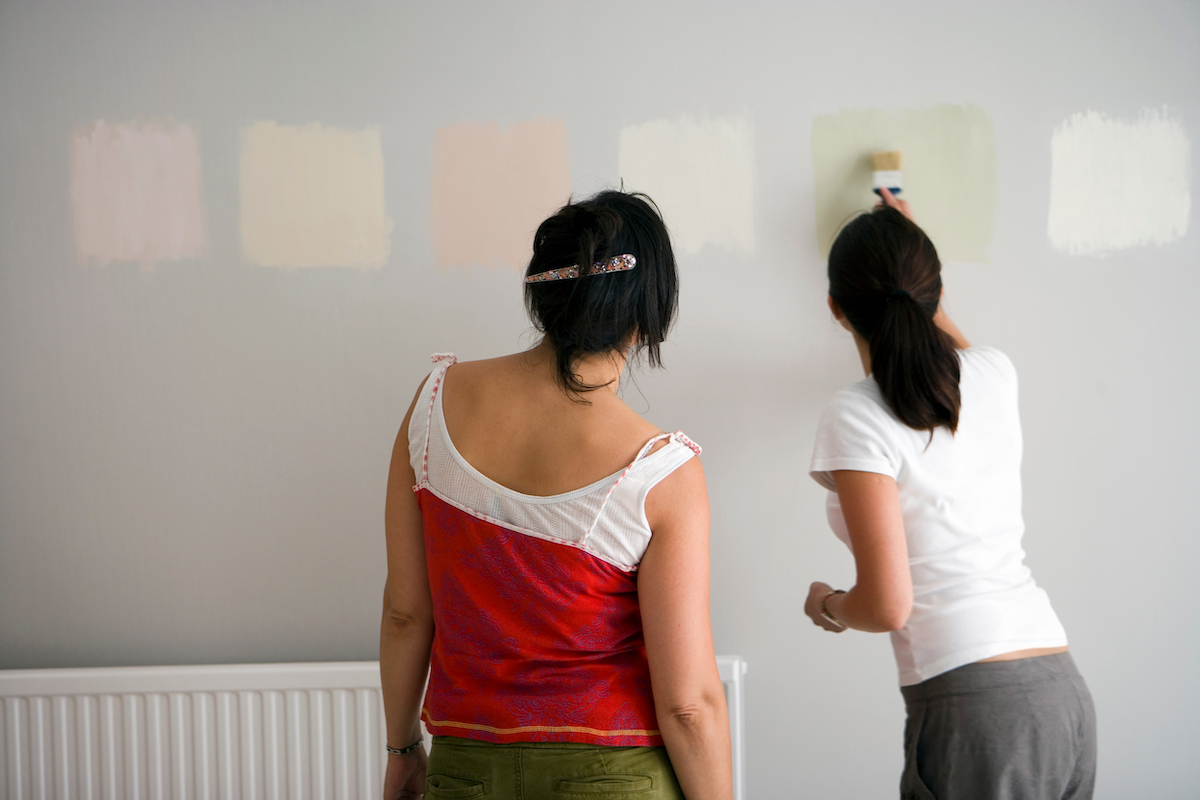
[902,652,1082,702]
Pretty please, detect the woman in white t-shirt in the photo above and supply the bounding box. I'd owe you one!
[805,189,1096,799]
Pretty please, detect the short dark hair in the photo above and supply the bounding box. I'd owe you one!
[828,206,962,434]
[524,190,678,395]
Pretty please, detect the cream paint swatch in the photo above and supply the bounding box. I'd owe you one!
[1048,109,1191,256]
[618,115,755,255]
[240,122,392,268]
[812,105,995,261]
[70,121,206,267]
[430,118,570,270]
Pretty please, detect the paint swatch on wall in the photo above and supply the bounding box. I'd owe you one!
[70,121,206,268]
[812,105,995,261]
[618,115,755,255]
[240,122,392,268]
[1048,108,1190,256]
[430,118,570,271]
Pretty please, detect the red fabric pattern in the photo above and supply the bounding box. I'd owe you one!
[417,488,662,745]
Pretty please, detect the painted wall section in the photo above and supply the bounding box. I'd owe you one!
[240,122,392,268]
[618,115,755,255]
[70,121,206,268]
[429,118,570,271]
[811,104,995,262]
[1048,108,1191,256]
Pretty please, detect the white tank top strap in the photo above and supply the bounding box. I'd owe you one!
[669,431,701,457]
[583,431,701,545]
[415,353,457,488]
[634,432,673,461]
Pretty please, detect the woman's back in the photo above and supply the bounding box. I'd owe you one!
[813,346,1024,564]
[441,348,664,498]
[811,346,1066,684]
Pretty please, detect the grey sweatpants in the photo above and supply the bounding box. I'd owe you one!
[899,652,1096,800]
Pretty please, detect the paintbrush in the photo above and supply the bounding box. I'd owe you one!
[871,151,903,197]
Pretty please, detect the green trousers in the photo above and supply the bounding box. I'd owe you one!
[425,736,685,799]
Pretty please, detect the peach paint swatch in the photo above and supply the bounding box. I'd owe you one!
[1048,108,1191,256]
[429,118,570,271]
[812,105,995,262]
[618,115,755,255]
[240,122,393,268]
[70,121,206,268]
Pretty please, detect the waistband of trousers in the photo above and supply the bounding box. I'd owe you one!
[431,736,659,753]
[901,651,1081,702]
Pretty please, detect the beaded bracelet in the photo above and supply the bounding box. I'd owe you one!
[386,739,423,756]
[819,589,848,630]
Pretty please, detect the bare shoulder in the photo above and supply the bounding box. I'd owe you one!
[613,396,670,438]
[643,451,708,532]
[440,352,532,395]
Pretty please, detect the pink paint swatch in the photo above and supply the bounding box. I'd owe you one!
[430,118,570,270]
[70,121,206,267]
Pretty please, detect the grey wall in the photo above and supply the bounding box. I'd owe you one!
[2,1,1197,796]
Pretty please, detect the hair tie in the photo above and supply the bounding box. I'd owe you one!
[886,289,910,305]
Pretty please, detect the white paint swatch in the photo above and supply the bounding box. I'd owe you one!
[240,122,393,268]
[1048,108,1191,256]
[70,120,206,268]
[618,115,754,255]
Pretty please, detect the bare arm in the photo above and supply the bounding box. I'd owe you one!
[380,379,434,800]
[640,457,733,800]
[805,470,913,633]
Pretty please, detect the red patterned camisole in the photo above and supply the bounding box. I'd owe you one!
[409,354,701,746]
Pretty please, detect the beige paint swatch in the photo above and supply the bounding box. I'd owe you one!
[70,120,206,267]
[812,104,995,262]
[618,115,755,255]
[240,122,392,268]
[1048,108,1190,256]
[430,118,570,271]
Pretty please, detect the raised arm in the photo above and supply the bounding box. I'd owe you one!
[877,187,971,350]
[640,456,733,800]
[380,378,434,800]
[805,469,913,633]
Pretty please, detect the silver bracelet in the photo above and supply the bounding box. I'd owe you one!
[819,589,848,630]
[386,739,423,755]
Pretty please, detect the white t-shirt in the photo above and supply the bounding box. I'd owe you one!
[810,346,1068,686]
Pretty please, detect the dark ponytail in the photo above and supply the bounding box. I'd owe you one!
[523,190,678,396]
[828,206,961,434]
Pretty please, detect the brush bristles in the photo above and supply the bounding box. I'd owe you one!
[871,151,903,171]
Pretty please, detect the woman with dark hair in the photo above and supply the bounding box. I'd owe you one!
[805,189,1096,799]
[381,190,733,800]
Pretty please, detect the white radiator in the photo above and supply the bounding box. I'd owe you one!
[1,656,747,800]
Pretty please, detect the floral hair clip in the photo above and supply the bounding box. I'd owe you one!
[524,254,636,283]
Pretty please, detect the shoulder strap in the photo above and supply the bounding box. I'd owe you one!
[583,431,700,543]
[417,353,457,487]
